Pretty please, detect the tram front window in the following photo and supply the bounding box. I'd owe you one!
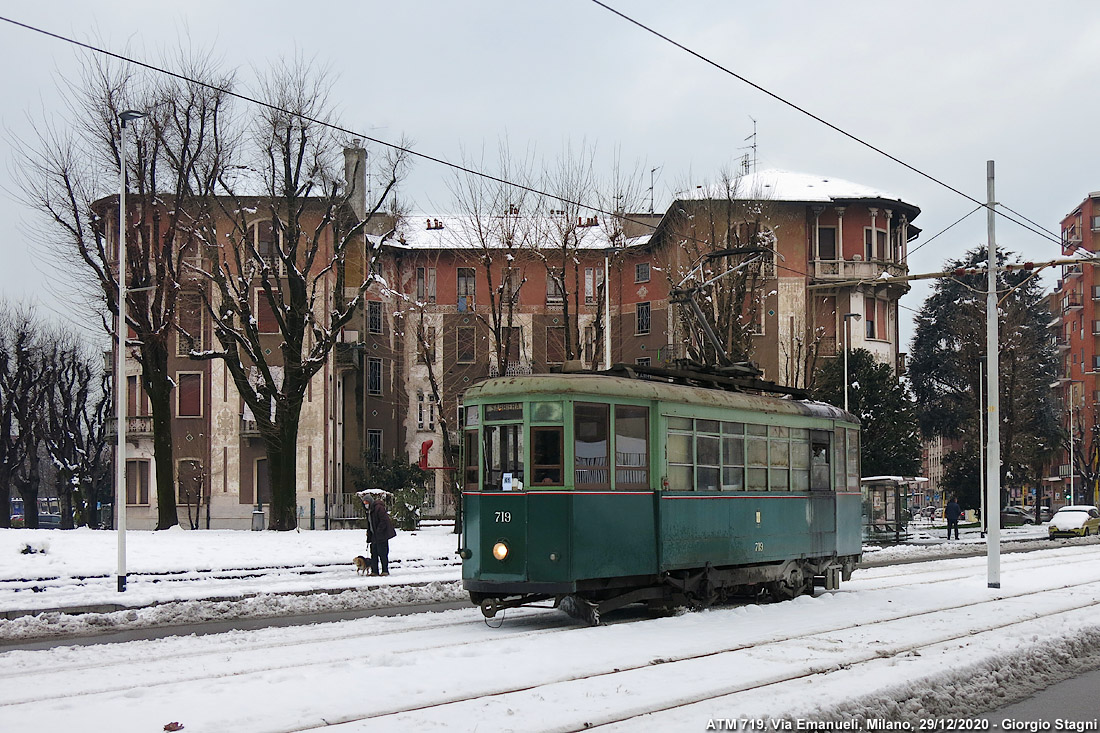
[485,424,524,491]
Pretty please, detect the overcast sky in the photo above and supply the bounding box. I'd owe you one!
[1,1,1097,349]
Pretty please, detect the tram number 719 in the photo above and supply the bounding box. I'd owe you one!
[495,511,512,523]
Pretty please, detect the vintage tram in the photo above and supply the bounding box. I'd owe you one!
[458,365,862,623]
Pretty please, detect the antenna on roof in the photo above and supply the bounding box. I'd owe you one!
[649,166,661,214]
[740,117,758,175]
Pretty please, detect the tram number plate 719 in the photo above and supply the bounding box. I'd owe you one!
[754,542,764,552]
[495,511,512,523]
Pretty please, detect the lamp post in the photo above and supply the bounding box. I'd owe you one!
[116,109,146,593]
[1068,380,1081,507]
[842,312,862,413]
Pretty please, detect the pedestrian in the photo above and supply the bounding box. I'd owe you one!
[366,499,397,576]
[945,496,962,540]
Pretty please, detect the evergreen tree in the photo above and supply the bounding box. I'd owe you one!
[908,247,1060,507]
[352,454,429,531]
[811,348,921,477]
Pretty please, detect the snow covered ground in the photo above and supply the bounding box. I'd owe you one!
[3,520,1100,732]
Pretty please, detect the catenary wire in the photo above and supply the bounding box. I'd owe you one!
[587,1,1063,248]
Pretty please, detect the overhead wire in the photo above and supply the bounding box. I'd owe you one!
[587,0,1063,248]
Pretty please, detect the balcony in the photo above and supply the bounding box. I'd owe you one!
[1063,294,1084,313]
[812,258,906,284]
[1054,335,1071,352]
[105,415,155,443]
[488,360,533,377]
[241,417,262,438]
[1064,264,1084,280]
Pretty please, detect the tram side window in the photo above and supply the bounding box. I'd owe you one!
[810,430,831,490]
[791,428,810,491]
[846,429,860,491]
[768,425,790,491]
[696,420,720,491]
[666,419,694,490]
[575,403,610,489]
[464,430,479,489]
[615,405,649,489]
[721,422,745,490]
[745,424,768,491]
[532,427,563,485]
[834,428,846,491]
[484,424,524,491]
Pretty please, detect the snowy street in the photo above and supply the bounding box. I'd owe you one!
[2,525,1100,731]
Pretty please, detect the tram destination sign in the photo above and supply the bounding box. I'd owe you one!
[484,402,523,422]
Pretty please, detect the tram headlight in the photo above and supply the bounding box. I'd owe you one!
[492,541,509,561]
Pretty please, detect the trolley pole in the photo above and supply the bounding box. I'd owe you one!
[985,160,1001,589]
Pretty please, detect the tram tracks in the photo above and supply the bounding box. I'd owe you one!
[296,574,1100,732]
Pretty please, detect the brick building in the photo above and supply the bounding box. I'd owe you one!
[1048,191,1100,507]
[112,160,922,527]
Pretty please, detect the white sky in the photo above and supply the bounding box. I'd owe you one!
[4,524,1100,731]
[2,1,1099,348]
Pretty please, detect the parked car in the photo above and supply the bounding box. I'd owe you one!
[919,506,938,519]
[1008,505,1052,523]
[1048,505,1100,539]
[1000,506,1035,527]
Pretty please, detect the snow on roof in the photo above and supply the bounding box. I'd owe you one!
[390,215,652,251]
[683,169,917,209]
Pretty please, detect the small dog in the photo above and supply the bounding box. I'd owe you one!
[353,555,371,576]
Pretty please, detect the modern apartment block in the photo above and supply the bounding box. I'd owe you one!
[1048,191,1100,506]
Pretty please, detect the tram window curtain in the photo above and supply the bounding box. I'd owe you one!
[614,405,649,489]
[575,403,610,489]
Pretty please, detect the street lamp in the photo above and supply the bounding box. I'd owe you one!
[1068,380,1082,507]
[116,109,146,593]
[842,312,862,413]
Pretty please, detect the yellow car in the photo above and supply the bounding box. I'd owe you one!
[1048,505,1100,539]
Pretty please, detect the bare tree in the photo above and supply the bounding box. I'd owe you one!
[192,58,406,530]
[42,330,109,529]
[661,170,776,368]
[446,144,537,376]
[14,50,233,529]
[0,304,49,528]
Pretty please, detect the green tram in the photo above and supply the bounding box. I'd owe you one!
[458,368,862,623]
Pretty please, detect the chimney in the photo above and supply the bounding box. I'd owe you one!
[344,140,367,222]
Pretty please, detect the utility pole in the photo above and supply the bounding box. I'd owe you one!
[985,161,1001,589]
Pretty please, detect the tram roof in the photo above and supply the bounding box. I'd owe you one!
[465,373,855,423]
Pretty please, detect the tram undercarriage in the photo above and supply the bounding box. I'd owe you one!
[470,554,860,625]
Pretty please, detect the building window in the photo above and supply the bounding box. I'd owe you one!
[250,219,282,273]
[584,267,604,304]
[368,357,382,395]
[255,288,279,334]
[864,227,888,261]
[416,266,436,304]
[635,262,650,283]
[457,267,475,306]
[177,459,204,505]
[368,301,383,334]
[503,267,522,303]
[177,292,204,356]
[457,326,475,363]
[546,326,566,364]
[177,373,202,417]
[635,302,651,335]
[367,429,383,464]
[126,459,150,505]
[817,227,837,260]
[417,392,436,431]
[546,268,564,304]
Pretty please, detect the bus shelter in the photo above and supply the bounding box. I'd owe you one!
[860,476,928,543]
